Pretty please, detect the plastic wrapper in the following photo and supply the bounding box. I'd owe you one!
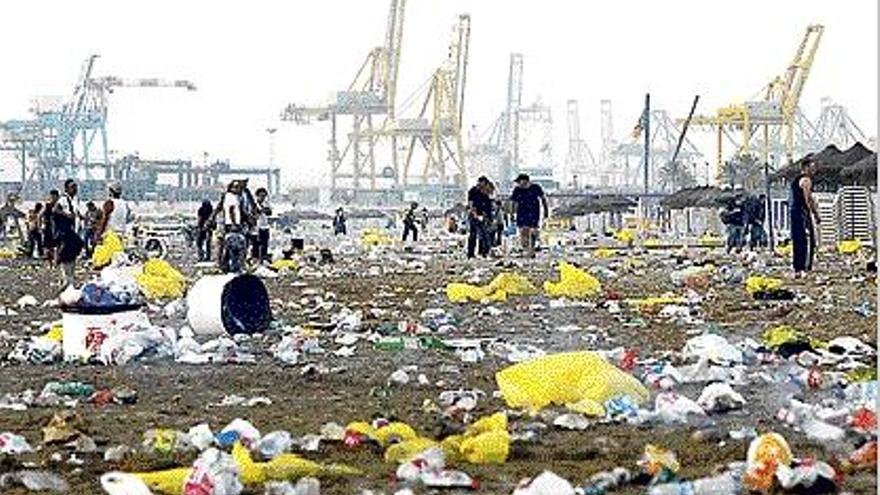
[136,259,186,300]
[496,351,648,415]
[543,262,602,299]
[184,448,242,495]
[92,230,124,269]
[446,272,536,303]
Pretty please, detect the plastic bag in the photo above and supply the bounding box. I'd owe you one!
[385,437,439,463]
[682,333,743,365]
[184,448,242,495]
[446,272,536,303]
[361,229,394,247]
[270,259,299,272]
[136,259,186,300]
[543,262,602,299]
[92,230,124,269]
[837,239,862,254]
[136,468,193,495]
[495,351,648,415]
[459,429,510,464]
[745,275,783,296]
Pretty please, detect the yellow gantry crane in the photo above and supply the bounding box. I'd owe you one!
[688,24,824,180]
[280,0,407,191]
[394,13,471,186]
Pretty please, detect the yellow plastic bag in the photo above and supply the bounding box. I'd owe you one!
[775,243,793,258]
[459,429,510,464]
[698,233,723,247]
[543,261,602,299]
[134,468,192,495]
[446,272,536,303]
[496,351,648,415]
[43,323,63,342]
[467,412,507,435]
[384,437,438,463]
[371,421,418,447]
[614,228,635,246]
[594,248,617,258]
[135,259,186,300]
[745,275,783,296]
[361,229,394,247]
[234,442,360,483]
[440,434,465,462]
[626,295,685,312]
[0,247,17,259]
[92,230,124,268]
[270,258,299,272]
[837,239,862,255]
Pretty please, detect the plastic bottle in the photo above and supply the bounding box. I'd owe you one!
[581,467,632,495]
[647,472,740,495]
[42,381,95,398]
[0,471,70,492]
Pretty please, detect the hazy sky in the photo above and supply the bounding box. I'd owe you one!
[0,0,876,188]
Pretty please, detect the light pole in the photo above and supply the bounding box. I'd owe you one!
[266,128,277,168]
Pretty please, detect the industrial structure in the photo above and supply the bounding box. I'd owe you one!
[466,53,556,191]
[0,54,197,196]
[281,0,406,192]
[565,99,598,190]
[607,107,702,192]
[687,25,825,177]
[281,0,471,199]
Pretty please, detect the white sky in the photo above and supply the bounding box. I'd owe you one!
[0,0,876,189]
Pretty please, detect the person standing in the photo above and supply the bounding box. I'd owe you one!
[333,207,347,236]
[402,202,419,242]
[96,182,133,241]
[466,176,493,258]
[54,179,85,287]
[492,199,505,247]
[791,157,821,277]
[720,199,745,254]
[196,200,215,262]
[221,181,247,272]
[745,194,768,250]
[252,187,272,262]
[82,202,102,257]
[26,203,44,258]
[510,174,549,258]
[42,190,60,262]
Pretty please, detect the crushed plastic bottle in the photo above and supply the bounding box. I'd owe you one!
[264,478,321,495]
[255,431,293,460]
[580,467,632,495]
[0,470,70,492]
[41,380,95,399]
[647,472,740,495]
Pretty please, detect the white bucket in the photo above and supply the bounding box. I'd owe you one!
[186,274,270,336]
[61,304,149,362]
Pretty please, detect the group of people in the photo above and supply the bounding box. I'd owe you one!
[195,178,273,273]
[718,155,824,278]
[20,180,132,287]
[719,193,768,252]
[465,173,549,258]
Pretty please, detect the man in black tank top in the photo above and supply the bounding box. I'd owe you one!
[790,157,821,277]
